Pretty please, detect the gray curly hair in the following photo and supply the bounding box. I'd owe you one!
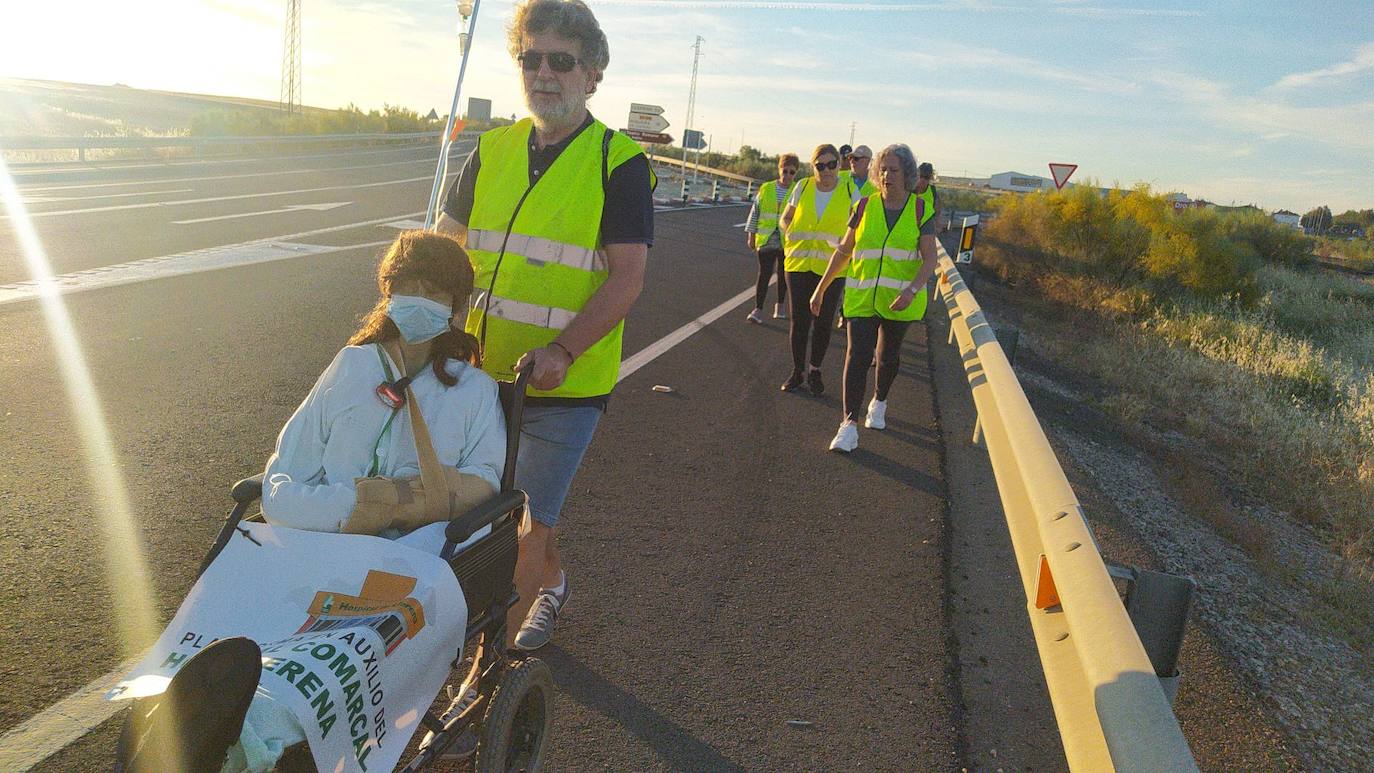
[507,0,609,94]
[875,144,919,192]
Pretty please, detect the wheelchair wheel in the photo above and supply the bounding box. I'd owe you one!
[475,657,553,773]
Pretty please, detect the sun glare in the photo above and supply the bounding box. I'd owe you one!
[0,157,161,655]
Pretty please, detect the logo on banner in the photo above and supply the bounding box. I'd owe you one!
[295,570,427,656]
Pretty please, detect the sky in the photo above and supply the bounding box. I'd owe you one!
[3,0,1373,212]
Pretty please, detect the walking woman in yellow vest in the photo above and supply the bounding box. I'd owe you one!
[744,153,799,323]
[809,144,939,452]
[779,143,859,394]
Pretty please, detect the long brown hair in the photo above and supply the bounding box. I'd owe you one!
[348,231,481,387]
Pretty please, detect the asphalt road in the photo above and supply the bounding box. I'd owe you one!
[0,148,958,770]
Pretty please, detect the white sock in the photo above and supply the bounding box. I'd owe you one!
[544,571,566,598]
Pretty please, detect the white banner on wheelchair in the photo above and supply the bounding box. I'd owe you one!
[108,521,468,773]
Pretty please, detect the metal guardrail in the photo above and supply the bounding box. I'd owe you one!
[934,243,1198,772]
[1,130,480,161]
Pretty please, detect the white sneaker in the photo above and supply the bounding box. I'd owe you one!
[746,308,765,324]
[865,398,887,430]
[513,576,569,651]
[773,303,788,319]
[828,420,859,453]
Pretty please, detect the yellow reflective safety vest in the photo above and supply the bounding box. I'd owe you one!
[843,191,935,321]
[465,117,650,398]
[783,176,855,275]
[754,179,789,247]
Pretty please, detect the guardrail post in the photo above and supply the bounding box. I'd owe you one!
[680,177,689,204]
[971,416,983,446]
[1110,564,1196,706]
[995,326,1019,367]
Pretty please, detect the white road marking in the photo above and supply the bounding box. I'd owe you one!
[385,219,428,230]
[10,176,431,220]
[619,283,755,381]
[0,210,423,307]
[0,210,758,770]
[14,146,473,195]
[10,141,472,185]
[0,656,144,772]
[23,188,193,204]
[172,201,352,225]
[733,221,748,227]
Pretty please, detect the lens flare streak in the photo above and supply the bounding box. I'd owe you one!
[0,157,161,655]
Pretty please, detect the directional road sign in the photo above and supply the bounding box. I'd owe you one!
[624,129,673,145]
[956,214,979,264]
[1048,163,1078,190]
[682,129,706,150]
[628,112,670,133]
[630,102,664,115]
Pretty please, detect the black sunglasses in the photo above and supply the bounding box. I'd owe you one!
[814,160,838,170]
[519,50,582,73]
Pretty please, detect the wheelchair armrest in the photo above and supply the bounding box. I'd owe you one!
[446,489,527,545]
[231,474,265,504]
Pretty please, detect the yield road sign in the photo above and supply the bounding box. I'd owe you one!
[1048,163,1078,190]
[628,112,670,133]
[630,102,664,115]
[624,129,673,144]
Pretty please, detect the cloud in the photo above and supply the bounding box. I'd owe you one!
[893,43,1139,94]
[1272,41,1374,90]
[590,1,1199,16]
[1151,71,1374,150]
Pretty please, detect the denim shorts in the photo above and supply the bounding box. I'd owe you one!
[514,405,602,528]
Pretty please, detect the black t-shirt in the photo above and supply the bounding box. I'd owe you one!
[442,113,655,410]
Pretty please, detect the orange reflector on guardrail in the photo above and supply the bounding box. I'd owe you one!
[1035,554,1061,609]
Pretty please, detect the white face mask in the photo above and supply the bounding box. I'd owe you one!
[386,295,453,344]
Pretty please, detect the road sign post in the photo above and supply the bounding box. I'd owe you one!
[956,214,979,264]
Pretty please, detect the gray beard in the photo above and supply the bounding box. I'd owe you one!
[527,91,585,134]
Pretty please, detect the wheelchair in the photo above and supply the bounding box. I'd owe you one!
[114,370,551,772]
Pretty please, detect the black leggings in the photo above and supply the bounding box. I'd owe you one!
[784,271,843,372]
[754,247,786,310]
[843,315,912,420]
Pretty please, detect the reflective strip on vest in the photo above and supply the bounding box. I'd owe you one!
[467,228,606,272]
[847,276,910,291]
[481,293,579,330]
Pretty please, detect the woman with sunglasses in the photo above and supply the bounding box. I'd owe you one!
[744,153,799,323]
[808,144,939,452]
[778,143,860,395]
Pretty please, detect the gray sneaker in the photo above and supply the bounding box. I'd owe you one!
[513,579,569,651]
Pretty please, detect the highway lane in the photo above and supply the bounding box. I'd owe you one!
[1,204,957,770]
[1,143,471,282]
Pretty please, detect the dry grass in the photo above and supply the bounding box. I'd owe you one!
[1029,264,1374,573]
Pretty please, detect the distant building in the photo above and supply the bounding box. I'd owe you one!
[1271,209,1301,229]
[1166,192,1208,211]
[466,97,492,123]
[982,171,1059,192]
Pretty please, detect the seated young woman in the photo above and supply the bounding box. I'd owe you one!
[261,230,505,536]
[142,233,510,773]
